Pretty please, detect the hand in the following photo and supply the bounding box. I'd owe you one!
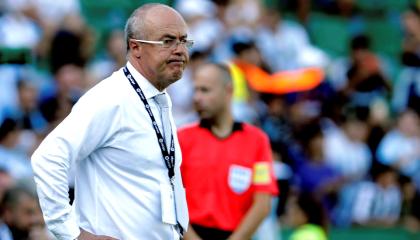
[77,228,119,240]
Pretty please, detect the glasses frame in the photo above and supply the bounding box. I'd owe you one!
[131,39,194,50]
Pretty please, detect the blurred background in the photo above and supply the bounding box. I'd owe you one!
[0,0,419,239]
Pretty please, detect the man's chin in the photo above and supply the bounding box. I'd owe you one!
[160,70,183,83]
[197,112,212,120]
[174,72,183,79]
[170,70,183,81]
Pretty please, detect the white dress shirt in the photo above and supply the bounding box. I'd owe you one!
[31,62,188,240]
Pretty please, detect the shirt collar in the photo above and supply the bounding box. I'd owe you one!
[126,61,165,100]
[199,120,243,132]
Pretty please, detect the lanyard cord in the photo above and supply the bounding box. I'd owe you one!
[123,66,176,182]
[123,66,185,238]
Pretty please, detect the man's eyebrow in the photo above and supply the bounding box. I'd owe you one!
[161,34,188,39]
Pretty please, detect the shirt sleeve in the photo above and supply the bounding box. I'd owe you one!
[31,88,121,240]
[252,131,279,195]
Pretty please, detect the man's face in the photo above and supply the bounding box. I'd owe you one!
[138,8,190,89]
[5,194,43,232]
[193,65,229,120]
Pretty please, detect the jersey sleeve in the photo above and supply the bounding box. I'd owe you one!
[252,130,279,195]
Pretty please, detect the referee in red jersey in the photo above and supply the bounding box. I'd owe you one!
[178,63,279,240]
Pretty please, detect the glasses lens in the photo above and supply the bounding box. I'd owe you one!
[185,40,194,49]
[162,39,194,49]
[163,39,176,48]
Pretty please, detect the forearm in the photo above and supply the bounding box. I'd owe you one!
[227,193,272,240]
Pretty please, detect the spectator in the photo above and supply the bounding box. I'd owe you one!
[88,29,126,84]
[323,108,372,183]
[0,118,33,180]
[401,5,420,68]
[0,214,13,240]
[0,184,50,240]
[0,0,41,49]
[13,80,47,134]
[392,6,420,114]
[39,63,86,131]
[175,0,222,53]
[328,35,390,95]
[292,121,343,214]
[343,35,391,107]
[392,67,420,115]
[256,3,328,71]
[5,80,48,156]
[286,193,328,240]
[259,94,294,161]
[0,167,14,240]
[376,109,420,191]
[0,169,14,203]
[400,176,420,232]
[351,164,401,227]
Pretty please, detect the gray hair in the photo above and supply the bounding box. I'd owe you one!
[124,3,166,52]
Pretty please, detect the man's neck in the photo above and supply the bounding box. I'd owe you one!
[128,58,165,91]
[209,114,234,139]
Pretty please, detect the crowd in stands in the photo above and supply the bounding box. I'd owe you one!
[0,0,419,239]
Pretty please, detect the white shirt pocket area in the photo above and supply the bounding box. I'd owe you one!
[228,164,252,194]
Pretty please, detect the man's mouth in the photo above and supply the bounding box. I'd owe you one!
[167,59,184,65]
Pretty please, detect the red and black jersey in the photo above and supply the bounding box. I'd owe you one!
[178,121,279,231]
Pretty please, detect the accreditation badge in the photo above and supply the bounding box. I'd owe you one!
[160,183,176,225]
[228,164,252,194]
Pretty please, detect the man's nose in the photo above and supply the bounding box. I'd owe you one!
[193,94,199,103]
[172,41,188,54]
[193,92,202,103]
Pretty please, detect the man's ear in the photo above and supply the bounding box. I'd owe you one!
[226,82,234,97]
[129,40,142,59]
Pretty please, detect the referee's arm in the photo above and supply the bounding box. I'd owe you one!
[227,192,272,240]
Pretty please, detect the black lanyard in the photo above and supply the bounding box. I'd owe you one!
[123,66,185,238]
[123,66,176,182]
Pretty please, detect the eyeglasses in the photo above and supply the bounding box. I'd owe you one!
[132,38,194,50]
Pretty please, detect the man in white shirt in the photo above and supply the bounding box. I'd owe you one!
[31,3,192,240]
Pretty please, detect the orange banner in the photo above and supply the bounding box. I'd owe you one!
[232,60,325,94]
